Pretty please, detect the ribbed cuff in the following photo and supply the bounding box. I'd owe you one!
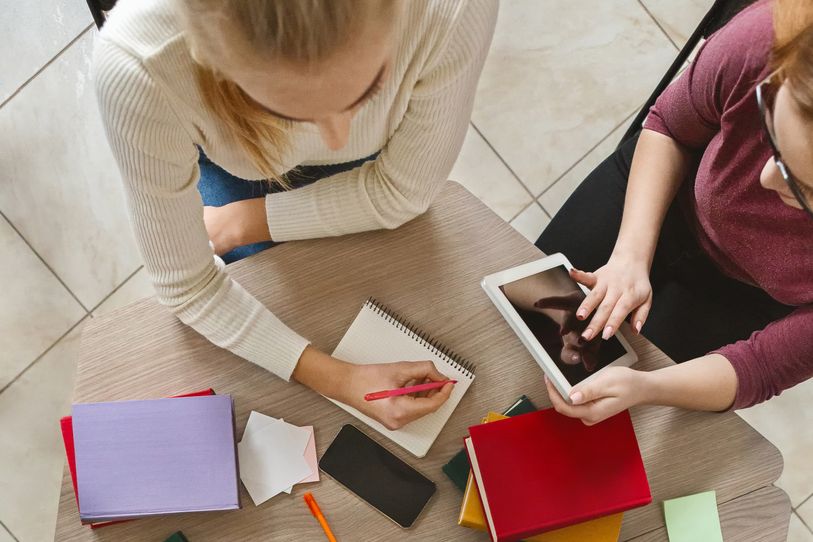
[244,317,310,382]
[266,189,331,242]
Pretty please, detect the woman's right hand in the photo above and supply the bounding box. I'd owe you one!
[571,253,653,341]
[338,361,454,431]
[291,347,453,431]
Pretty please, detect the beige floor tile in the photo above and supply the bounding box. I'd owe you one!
[93,267,155,317]
[0,30,141,310]
[0,216,85,390]
[536,63,688,219]
[510,203,550,244]
[472,0,675,197]
[789,512,813,542]
[736,377,813,507]
[0,1,91,102]
[450,124,532,222]
[0,524,14,542]
[798,498,813,534]
[0,323,83,542]
[640,0,715,47]
[539,120,631,218]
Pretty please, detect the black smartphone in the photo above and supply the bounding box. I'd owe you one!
[319,424,436,528]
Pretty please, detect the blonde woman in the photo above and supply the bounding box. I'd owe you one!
[94,0,497,429]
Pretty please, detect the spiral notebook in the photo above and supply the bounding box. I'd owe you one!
[330,298,476,457]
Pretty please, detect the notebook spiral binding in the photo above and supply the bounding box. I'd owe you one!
[366,297,476,379]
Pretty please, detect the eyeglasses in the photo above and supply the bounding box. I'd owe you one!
[756,73,813,218]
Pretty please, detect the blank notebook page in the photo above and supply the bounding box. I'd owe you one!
[330,299,475,457]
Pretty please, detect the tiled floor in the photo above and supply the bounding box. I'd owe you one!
[0,1,810,541]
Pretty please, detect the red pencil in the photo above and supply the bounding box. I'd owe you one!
[364,380,457,401]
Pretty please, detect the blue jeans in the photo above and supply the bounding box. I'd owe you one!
[198,151,377,263]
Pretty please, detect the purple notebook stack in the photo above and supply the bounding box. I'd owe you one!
[72,395,240,522]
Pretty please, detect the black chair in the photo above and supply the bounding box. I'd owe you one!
[87,0,116,29]
[619,0,757,146]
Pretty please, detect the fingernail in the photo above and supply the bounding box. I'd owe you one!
[582,328,593,341]
[543,374,549,383]
[570,391,584,404]
[576,309,586,320]
[635,321,642,334]
[602,326,613,340]
[571,353,579,362]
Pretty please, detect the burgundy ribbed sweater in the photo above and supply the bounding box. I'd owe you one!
[644,0,813,408]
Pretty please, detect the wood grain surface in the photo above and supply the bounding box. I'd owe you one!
[627,486,790,542]
[54,182,788,541]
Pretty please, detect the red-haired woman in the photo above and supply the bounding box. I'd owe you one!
[537,0,813,423]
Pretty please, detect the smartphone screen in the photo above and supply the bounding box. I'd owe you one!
[319,424,436,528]
[500,265,626,385]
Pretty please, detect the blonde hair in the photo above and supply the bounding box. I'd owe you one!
[177,0,397,185]
[773,0,813,118]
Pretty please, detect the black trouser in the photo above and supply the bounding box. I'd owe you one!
[535,133,793,362]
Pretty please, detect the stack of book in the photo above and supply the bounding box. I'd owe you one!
[446,398,651,542]
[60,389,240,528]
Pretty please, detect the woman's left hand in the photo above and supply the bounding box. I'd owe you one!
[544,366,647,425]
[203,199,270,256]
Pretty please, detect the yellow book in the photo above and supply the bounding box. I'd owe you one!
[458,412,624,541]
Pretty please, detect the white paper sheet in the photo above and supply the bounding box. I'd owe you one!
[238,412,318,505]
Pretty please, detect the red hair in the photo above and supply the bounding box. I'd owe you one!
[772,0,813,117]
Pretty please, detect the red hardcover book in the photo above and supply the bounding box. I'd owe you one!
[465,408,651,542]
[60,388,215,529]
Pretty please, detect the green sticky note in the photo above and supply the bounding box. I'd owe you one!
[663,491,723,542]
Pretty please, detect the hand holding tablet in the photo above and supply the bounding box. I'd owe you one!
[482,253,639,403]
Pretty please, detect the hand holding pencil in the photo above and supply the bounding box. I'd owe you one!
[341,360,455,431]
[365,379,458,401]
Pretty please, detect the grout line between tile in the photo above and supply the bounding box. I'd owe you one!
[537,106,641,212]
[88,265,145,316]
[797,492,813,510]
[507,201,534,224]
[507,201,551,230]
[0,23,94,111]
[0,261,143,397]
[0,315,89,397]
[796,510,813,535]
[469,121,538,204]
[0,211,90,313]
[0,521,19,542]
[636,0,681,52]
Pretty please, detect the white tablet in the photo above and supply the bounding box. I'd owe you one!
[481,253,638,402]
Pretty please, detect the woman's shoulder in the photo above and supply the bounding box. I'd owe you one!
[686,0,774,117]
[98,0,184,61]
[704,0,774,78]
[93,0,202,133]
[715,0,774,40]
[399,0,497,72]
[409,0,497,34]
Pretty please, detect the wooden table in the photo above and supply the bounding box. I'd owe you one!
[55,182,790,541]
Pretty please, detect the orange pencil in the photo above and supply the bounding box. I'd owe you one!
[304,492,337,542]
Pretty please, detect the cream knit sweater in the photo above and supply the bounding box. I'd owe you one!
[93,0,497,380]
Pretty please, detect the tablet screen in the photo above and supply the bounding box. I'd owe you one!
[500,265,626,386]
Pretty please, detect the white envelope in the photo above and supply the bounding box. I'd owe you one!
[238,412,315,505]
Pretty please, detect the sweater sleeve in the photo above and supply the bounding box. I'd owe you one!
[643,0,773,149]
[265,0,498,241]
[713,305,813,409]
[93,38,310,380]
